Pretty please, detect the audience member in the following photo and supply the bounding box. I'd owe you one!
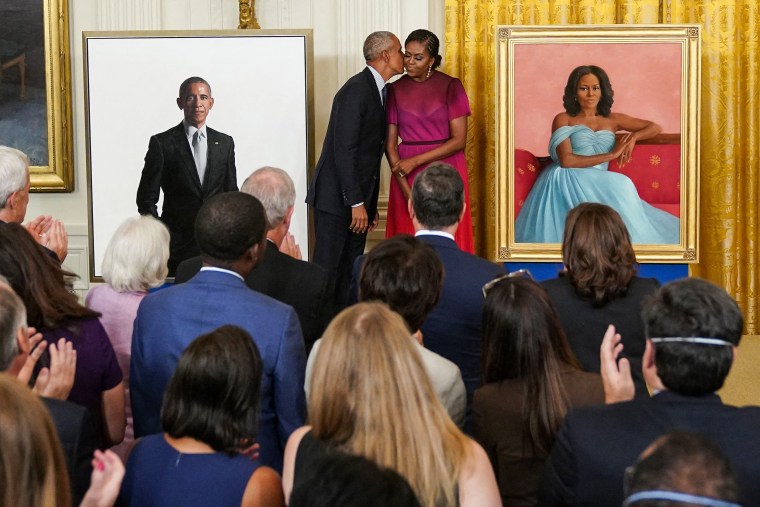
[474,275,604,505]
[0,223,125,447]
[0,281,98,504]
[623,431,741,507]
[130,191,305,472]
[403,162,503,428]
[120,325,283,507]
[86,215,170,462]
[283,303,500,507]
[290,453,421,507]
[540,277,760,506]
[327,234,465,426]
[175,166,331,353]
[0,374,124,507]
[542,202,658,397]
[0,145,67,261]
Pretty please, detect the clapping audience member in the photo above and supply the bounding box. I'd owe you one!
[119,325,284,507]
[623,431,740,507]
[0,145,68,261]
[0,223,125,447]
[541,277,760,505]
[474,275,603,505]
[290,453,421,507]
[542,202,658,397]
[86,215,169,462]
[284,303,500,507]
[0,374,124,507]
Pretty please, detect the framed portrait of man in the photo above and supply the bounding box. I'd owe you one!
[494,25,700,263]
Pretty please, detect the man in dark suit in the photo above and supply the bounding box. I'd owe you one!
[306,31,404,308]
[541,277,760,506]
[406,162,504,428]
[131,192,306,472]
[136,76,237,275]
[175,166,331,353]
[0,282,96,505]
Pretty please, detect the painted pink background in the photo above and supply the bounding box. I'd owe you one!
[514,43,682,154]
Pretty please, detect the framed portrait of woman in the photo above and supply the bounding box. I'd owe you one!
[494,25,700,263]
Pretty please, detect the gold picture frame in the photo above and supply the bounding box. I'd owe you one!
[0,0,74,192]
[494,25,700,263]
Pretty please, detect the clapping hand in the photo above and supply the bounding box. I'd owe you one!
[600,324,635,404]
[80,450,125,507]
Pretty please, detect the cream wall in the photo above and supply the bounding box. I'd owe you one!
[28,0,444,290]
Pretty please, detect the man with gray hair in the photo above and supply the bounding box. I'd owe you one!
[306,31,404,308]
[175,166,331,352]
[0,145,67,261]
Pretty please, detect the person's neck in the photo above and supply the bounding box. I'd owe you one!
[414,224,458,236]
[267,224,288,248]
[0,209,19,224]
[164,434,215,454]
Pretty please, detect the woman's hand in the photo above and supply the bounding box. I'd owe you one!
[80,450,125,507]
[616,132,637,168]
[391,157,418,177]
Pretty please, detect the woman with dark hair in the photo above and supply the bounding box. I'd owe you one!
[0,223,125,447]
[514,64,679,244]
[385,29,474,252]
[473,275,604,506]
[119,325,283,507]
[542,202,660,397]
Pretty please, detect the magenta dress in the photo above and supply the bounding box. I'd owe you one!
[386,71,474,253]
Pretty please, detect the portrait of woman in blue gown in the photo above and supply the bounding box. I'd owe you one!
[514,65,680,244]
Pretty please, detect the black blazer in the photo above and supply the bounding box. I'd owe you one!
[306,67,386,218]
[42,397,98,506]
[136,122,237,272]
[540,391,760,506]
[175,240,332,353]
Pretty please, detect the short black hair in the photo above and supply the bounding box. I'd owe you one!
[563,65,614,117]
[178,76,211,98]
[411,163,464,229]
[195,192,267,266]
[160,325,262,454]
[626,431,740,506]
[642,277,743,395]
[359,235,443,331]
[289,453,421,507]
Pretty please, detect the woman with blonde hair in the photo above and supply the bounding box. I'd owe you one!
[86,215,169,460]
[283,303,500,507]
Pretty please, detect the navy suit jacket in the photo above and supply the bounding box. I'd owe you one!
[130,269,306,472]
[136,122,237,272]
[541,391,760,506]
[306,67,385,218]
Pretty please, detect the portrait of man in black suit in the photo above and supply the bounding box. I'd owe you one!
[136,76,238,275]
[306,31,404,308]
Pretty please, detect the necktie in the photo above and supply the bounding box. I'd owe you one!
[381,85,387,108]
[192,130,206,184]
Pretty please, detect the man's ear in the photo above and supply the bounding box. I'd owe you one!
[642,339,664,393]
[283,206,294,228]
[407,199,415,220]
[176,97,183,110]
[458,201,467,223]
[16,326,28,355]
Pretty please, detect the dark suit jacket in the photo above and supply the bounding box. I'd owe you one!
[542,276,660,398]
[136,122,237,272]
[174,240,332,353]
[306,67,385,218]
[540,391,760,506]
[42,397,98,506]
[130,269,306,472]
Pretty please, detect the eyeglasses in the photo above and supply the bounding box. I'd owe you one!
[481,269,534,299]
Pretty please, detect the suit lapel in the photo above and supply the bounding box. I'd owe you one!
[171,123,203,194]
[204,128,221,194]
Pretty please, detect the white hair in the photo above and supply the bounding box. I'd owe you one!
[363,31,395,61]
[0,283,26,372]
[240,166,296,229]
[102,216,170,292]
[0,147,29,209]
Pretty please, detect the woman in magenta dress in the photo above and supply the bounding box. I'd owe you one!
[386,29,474,253]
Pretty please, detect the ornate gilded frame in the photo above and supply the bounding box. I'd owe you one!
[494,25,701,263]
[31,0,74,191]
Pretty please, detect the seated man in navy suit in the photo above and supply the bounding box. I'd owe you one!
[131,192,306,472]
[541,277,760,506]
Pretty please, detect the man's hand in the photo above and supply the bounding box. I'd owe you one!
[368,213,379,233]
[350,204,369,234]
[33,337,76,400]
[16,328,47,386]
[281,233,302,260]
[44,220,68,262]
[24,215,53,240]
[600,324,635,404]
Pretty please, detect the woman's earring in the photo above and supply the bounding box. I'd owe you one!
[426,66,432,78]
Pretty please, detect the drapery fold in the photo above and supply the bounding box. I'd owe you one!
[444,0,760,332]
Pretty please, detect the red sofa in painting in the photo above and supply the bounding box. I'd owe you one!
[514,134,681,219]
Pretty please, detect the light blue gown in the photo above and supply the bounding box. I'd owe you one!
[514,125,680,244]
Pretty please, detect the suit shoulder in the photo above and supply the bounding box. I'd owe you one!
[206,126,234,142]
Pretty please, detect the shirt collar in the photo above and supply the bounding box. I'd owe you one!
[184,120,207,137]
[367,64,386,98]
[199,266,244,282]
[415,230,455,241]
